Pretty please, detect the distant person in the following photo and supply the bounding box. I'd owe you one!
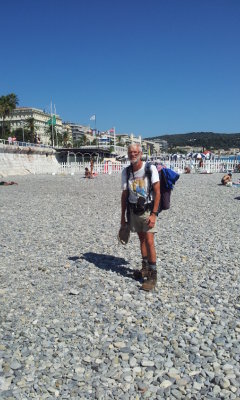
[85,167,91,178]
[184,166,191,174]
[234,163,240,173]
[90,159,94,177]
[221,173,232,186]
[8,136,12,145]
[0,181,18,186]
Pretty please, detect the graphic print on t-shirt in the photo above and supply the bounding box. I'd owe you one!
[130,178,147,198]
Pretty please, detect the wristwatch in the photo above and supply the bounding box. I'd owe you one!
[151,211,158,216]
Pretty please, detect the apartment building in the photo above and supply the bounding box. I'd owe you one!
[1,107,63,145]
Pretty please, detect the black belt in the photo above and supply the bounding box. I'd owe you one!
[129,201,153,213]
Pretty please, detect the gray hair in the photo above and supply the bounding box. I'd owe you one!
[128,143,142,152]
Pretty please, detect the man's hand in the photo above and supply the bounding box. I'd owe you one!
[121,218,127,227]
[147,213,156,229]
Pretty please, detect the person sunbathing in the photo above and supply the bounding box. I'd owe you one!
[221,173,232,185]
[0,181,18,186]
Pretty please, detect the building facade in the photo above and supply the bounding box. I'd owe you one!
[1,107,63,145]
[64,122,91,143]
[141,139,161,156]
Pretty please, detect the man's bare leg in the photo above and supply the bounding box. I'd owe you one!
[141,232,157,291]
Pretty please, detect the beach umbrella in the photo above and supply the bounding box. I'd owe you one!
[203,150,211,159]
[186,152,193,158]
[192,152,202,159]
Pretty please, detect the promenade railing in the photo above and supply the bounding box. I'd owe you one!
[0,138,52,149]
[163,159,238,173]
[74,144,128,155]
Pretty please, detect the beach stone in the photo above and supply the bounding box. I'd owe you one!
[193,381,202,390]
[177,377,191,387]
[69,289,79,295]
[168,368,181,380]
[0,377,12,391]
[137,381,148,392]
[129,357,137,367]
[220,378,231,389]
[133,367,142,376]
[141,359,155,367]
[10,361,22,370]
[114,342,126,349]
[171,389,183,399]
[160,380,173,389]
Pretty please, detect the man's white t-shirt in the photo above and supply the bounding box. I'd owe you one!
[121,162,159,204]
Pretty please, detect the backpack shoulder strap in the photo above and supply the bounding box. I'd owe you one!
[145,162,152,180]
[126,165,131,190]
[145,162,153,200]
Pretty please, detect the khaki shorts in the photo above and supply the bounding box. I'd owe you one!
[129,209,157,233]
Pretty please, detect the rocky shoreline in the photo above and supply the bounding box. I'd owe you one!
[0,172,240,399]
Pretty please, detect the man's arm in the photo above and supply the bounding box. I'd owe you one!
[147,181,160,228]
[121,189,128,226]
[152,181,160,213]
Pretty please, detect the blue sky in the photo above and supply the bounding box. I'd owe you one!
[1,0,240,137]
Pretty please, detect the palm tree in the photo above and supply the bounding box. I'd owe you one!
[45,124,57,147]
[57,131,69,147]
[0,93,19,137]
[62,131,72,147]
[75,134,88,147]
[25,117,36,143]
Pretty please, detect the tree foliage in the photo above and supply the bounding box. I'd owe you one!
[74,134,88,147]
[25,117,36,143]
[0,93,19,137]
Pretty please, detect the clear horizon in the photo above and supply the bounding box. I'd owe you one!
[1,0,240,138]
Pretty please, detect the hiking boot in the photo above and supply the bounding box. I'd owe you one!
[133,261,149,280]
[141,269,157,291]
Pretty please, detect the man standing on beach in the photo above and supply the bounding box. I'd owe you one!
[121,144,160,291]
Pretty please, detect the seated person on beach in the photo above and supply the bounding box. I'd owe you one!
[184,166,191,174]
[0,181,18,186]
[221,173,232,186]
[85,167,91,178]
[85,166,97,178]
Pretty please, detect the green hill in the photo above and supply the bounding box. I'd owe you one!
[147,132,240,150]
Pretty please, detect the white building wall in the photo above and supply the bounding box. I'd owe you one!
[1,107,63,145]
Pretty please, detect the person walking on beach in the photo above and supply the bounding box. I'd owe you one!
[121,144,160,291]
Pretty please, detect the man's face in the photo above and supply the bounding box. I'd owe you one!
[128,146,142,165]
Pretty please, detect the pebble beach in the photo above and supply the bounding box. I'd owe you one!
[0,172,240,400]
